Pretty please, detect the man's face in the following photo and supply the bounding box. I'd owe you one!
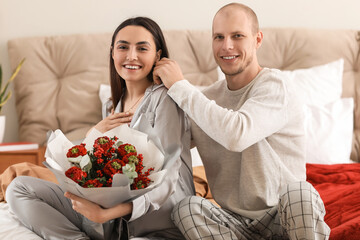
[212,8,260,77]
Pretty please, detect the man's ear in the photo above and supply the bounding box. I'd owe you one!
[255,31,263,49]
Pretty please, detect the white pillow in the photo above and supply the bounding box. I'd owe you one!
[283,59,344,107]
[216,60,345,100]
[282,59,353,164]
[217,59,343,107]
[217,66,226,81]
[217,59,352,164]
[99,84,111,105]
[304,98,354,164]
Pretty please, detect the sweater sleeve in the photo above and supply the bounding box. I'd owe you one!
[129,91,189,221]
[167,76,289,152]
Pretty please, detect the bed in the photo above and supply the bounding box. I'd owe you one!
[307,163,360,239]
[1,28,360,239]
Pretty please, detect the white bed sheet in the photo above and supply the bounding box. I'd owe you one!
[0,202,42,240]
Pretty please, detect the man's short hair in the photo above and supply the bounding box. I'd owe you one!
[216,3,259,34]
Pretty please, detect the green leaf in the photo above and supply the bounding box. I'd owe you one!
[0,81,11,101]
[0,91,12,107]
[0,65,3,90]
[8,58,25,83]
[0,58,25,114]
[80,155,92,172]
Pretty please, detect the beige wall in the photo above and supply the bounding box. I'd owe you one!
[1,0,360,143]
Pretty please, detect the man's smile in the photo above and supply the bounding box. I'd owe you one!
[221,55,239,60]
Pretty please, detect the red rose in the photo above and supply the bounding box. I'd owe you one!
[93,136,116,159]
[94,136,114,151]
[106,178,113,187]
[118,144,137,157]
[96,170,103,178]
[65,166,87,183]
[135,154,144,172]
[65,135,153,190]
[66,143,87,158]
[103,159,125,177]
[83,179,103,188]
[122,152,138,164]
[94,147,104,158]
[132,166,154,189]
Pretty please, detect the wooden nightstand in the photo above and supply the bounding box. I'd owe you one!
[0,146,46,173]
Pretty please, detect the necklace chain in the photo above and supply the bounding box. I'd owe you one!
[125,94,143,112]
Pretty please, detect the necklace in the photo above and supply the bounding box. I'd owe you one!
[124,94,144,113]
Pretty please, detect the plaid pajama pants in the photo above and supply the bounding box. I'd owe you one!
[171,181,330,240]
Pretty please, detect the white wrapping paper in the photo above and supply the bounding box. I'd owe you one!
[44,124,176,208]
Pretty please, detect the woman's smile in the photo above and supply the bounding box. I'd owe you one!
[123,64,142,70]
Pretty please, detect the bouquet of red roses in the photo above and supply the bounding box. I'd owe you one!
[44,124,176,208]
[65,136,154,190]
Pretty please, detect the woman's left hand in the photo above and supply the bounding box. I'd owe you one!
[64,192,106,223]
[65,192,133,223]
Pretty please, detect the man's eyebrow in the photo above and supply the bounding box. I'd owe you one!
[115,40,151,46]
[231,31,245,35]
[213,31,244,36]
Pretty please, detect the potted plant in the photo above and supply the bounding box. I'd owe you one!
[0,59,25,143]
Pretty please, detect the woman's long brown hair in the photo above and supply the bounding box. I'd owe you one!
[109,17,169,110]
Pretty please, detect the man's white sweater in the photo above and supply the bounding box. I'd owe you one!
[168,68,306,219]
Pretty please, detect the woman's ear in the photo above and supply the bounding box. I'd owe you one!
[156,50,162,62]
[111,46,114,58]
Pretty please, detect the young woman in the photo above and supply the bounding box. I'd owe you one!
[6,17,195,240]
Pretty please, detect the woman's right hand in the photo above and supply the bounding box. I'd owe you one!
[94,110,133,133]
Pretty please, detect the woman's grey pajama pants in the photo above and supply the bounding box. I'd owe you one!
[6,176,104,240]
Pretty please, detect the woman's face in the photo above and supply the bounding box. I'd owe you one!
[112,25,161,84]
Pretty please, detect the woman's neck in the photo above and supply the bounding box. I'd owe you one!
[125,80,152,99]
[123,79,153,113]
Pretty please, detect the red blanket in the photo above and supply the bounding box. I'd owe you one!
[307,163,360,240]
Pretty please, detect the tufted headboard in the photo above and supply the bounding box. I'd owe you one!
[7,29,360,162]
[6,31,218,146]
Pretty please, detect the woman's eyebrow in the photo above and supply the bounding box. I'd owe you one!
[116,40,129,45]
[115,40,151,46]
[136,41,151,46]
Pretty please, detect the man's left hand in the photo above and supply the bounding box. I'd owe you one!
[153,58,184,89]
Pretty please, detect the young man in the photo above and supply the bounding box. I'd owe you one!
[153,3,330,240]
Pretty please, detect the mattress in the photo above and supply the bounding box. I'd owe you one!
[0,202,42,240]
[2,162,360,239]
